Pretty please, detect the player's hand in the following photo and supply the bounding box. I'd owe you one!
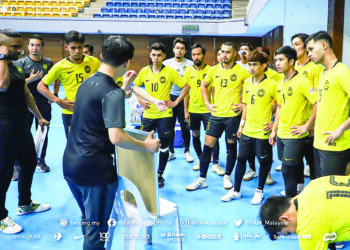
[144,130,161,152]
[138,98,151,110]
[164,100,178,108]
[28,70,44,83]
[0,46,8,57]
[122,70,137,90]
[269,131,277,146]
[205,103,217,113]
[323,129,343,145]
[263,122,273,132]
[185,112,190,123]
[56,98,74,112]
[237,126,243,139]
[231,103,243,114]
[124,89,132,98]
[290,124,308,138]
[38,118,50,128]
[155,100,167,111]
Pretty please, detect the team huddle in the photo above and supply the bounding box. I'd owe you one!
[0,28,349,250]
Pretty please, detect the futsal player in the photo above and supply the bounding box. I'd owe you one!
[221,50,276,204]
[37,30,100,138]
[163,37,193,163]
[186,42,250,191]
[306,31,350,177]
[133,42,189,188]
[183,44,223,175]
[269,46,317,197]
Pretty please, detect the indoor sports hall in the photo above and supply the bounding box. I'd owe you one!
[1,0,349,249]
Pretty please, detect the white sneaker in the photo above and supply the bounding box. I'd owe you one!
[275,164,282,171]
[243,169,257,181]
[221,188,241,202]
[304,164,310,177]
[266,172,274,185]
[186,178,208,191]
[0,216,23,234]
[251,189,264,205]
[168,152,176,161]
[184,151,194,163]
[193,161,200,171]
[223,175,232,189]
[212,164,225,176]
[16,201,51,216]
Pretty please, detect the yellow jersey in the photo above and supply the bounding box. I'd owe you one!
[277,72,317,139]
[204,63,250,118]
[134,65,185,119]
[242,75,277,139]
[42,55,100,115]
[265,68,283,82]
[295,60,324,119]
[314,62,350,151]
[184,64,212,114]
[296,175,350,250]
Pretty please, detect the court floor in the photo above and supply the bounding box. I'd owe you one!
[3,89,349,250]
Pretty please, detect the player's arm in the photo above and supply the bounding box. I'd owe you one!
[269,104,280,145]
[324,117,350,144]
[109,128,160,153]
[132,86,167,111]
[167,83,189,108]
[184,91,190,122]
[290,103,317,137]
[237,103,247,138]
[24,84,49,127]
[26,69,44,84]
[201,80,217,112]
[53,79,60,96]
[0,46,10,91]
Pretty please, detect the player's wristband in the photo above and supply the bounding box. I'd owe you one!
[240,119,245,127]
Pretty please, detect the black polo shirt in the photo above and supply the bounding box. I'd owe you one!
[63,71,125,186]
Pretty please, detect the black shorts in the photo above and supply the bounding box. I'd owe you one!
[189,112,210,131]
[314,148,350,177]
[206,115,241,141]
[238,134,272,164]
[141,117,173,138]
[277,137,307,166]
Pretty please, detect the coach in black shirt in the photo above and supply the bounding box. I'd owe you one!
[63,36,163,250]
[0,30,50,235]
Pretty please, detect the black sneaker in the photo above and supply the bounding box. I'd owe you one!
[36,161,50,173]
[12,165,19,181]
[158,176,165,188]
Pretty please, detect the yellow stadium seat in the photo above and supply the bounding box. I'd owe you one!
[34,0,41,6]
[9,0,18,6]
[17,6,25,11]
[42,0,50,6]
[51,6,59,11]
[26,5,35,11]
[13,11,25,16]
[66,0,74,7]
[25,11,37,16]
[61,12,71,17]
[50,0,59,6]
[41,6,50,11]
[1,0,10,5]
[52,12,60,17]
[83,0,89,5]
[68,6,77,13]
[25,0,35,5]
[58,0,66,6]
[59,6,68,12]
[74,0,83,8]
[5,11,12,16]
[18,0,25,6]
[42,12,51,16]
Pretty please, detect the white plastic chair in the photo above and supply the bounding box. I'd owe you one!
[106,175,182,250]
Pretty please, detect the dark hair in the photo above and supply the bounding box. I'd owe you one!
[191,43,206,55]
[222,42,237,51]
[0,29,22,38]
[101,36,134,67]
[150,42,166,53]
[84,43,94,54]
[240,42,253,51]
[260,196,291,241]
[29,34,44,46]
[291,33,309,48]
[275,46,297,63]
[173,37,188,50]
[216,47,222,55]
[64,30,85,44]
[305,30,333,48]
[255,46,270,56]
[248,50,268,64]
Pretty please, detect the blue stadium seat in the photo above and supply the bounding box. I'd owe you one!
[223,3,230,9]
[203,15,211,19]
[175,14,184,19]
[166,14,175,19]
[102,13,111,18]
[139,14,147,18]
[181,3,188,8]
[196,9,205,14]
[206,3,214,9]
[193,15,202,19]
[198,3,205,8]
[106,2,114,7]
[205,9,213,15]
[101,7,111,13]
[178,9,186,14]
[165,3,172,8]
[127,8,136,13]
[148,14,156,18]
[214,9,221,15]
[148,2,156,8]
[131,2,138,7]
[134,8,143,13]
[122,2,130,7]
[170,8,177,14]
[222,9,230,18]
[207,0,215,3]
[197,0,206,3]
[223,0,230,3]
[144,8,153,14]
[112,14,120,18]
[93,13,102,18]
[139,2,146,7]
[214,3,222,9]
[189,3,196,8]
[173,3,180,8]
[187,9,195,15]
[129,14,137,18]
[120,14,129,18]
[157,14,165,19]
[160,9,169,14]
[119,8,127,13]
[114,2,122,7]
[184,15,191,19]
[156,2,164,8]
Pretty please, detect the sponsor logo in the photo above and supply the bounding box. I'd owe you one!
[257,89,265,97]
[230,74,237,81]
[215,75,220,78]
[43,64,48,70]
[74,234,87,240]
[323,232,337,242]
[16,66,23,73]
[160,76,166,83]
[67,70,74,74]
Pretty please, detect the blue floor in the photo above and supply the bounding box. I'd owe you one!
[3,89,349,250]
